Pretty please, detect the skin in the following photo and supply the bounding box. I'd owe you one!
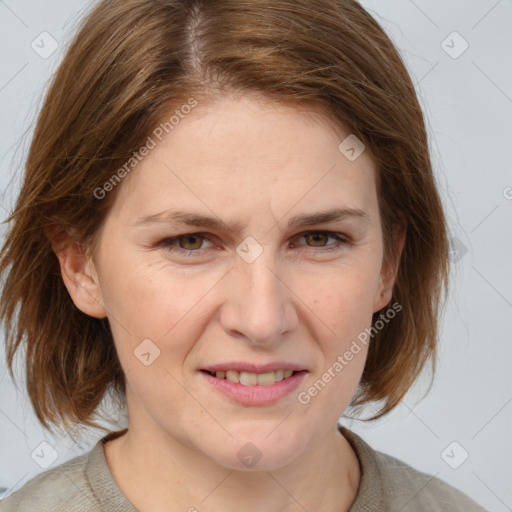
[57,93,405,512]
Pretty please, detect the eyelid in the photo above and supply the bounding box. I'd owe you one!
[291,231,349,246]
[158,230,350,257]
[159,232,216,250]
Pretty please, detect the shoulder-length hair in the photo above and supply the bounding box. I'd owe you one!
[0,0,449,435]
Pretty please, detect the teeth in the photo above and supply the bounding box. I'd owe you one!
[213,369,296,385]
[256,372,275,386]
[240,372,258,385]
[226,370,239,383]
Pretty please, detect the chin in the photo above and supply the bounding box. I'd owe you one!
[206,431,303,472]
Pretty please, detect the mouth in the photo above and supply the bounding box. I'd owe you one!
[199,368,307,405]
[200,369,302,386]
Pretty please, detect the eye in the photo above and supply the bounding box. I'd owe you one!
[291,231,349,251]
[159,233,215,255]
[300,232,338,247]
[157,230,350,258]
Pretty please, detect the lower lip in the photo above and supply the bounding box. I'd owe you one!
[199,370,307,405]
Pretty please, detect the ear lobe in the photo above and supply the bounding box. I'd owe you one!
[373,222,406,312]
[49,228,107,319]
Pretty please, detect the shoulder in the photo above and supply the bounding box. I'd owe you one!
[373,449,487,511]
[340,427,488,512]
[0,446,98,512]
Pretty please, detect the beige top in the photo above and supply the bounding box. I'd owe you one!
[0,425,488,511]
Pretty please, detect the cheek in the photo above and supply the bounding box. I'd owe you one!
[289,260,380,336]
[299,271,374,394]
[97,235,381,354]
[99,250,207,326]
[96,250,228,374]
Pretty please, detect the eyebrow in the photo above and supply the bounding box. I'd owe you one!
[134,207,370,231]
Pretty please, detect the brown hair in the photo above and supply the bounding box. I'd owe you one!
[0,0,449,436]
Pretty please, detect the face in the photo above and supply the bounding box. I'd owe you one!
[65,94,399,470]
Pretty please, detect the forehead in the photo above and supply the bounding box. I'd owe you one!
[108,94,378,225]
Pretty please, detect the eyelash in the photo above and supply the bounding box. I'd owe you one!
[158,231,351,257]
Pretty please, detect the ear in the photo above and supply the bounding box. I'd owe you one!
[47,227,107,319]
[373,221,406,313]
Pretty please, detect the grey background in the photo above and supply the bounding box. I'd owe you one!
[0,1,511,510]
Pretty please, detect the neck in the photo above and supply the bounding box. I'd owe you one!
[104,419,361,512]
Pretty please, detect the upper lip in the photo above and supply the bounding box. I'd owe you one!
[201,361,307,373]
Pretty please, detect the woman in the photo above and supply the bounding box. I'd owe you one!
[0,0,488,510]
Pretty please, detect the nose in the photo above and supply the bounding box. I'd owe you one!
[219,253,299,347]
